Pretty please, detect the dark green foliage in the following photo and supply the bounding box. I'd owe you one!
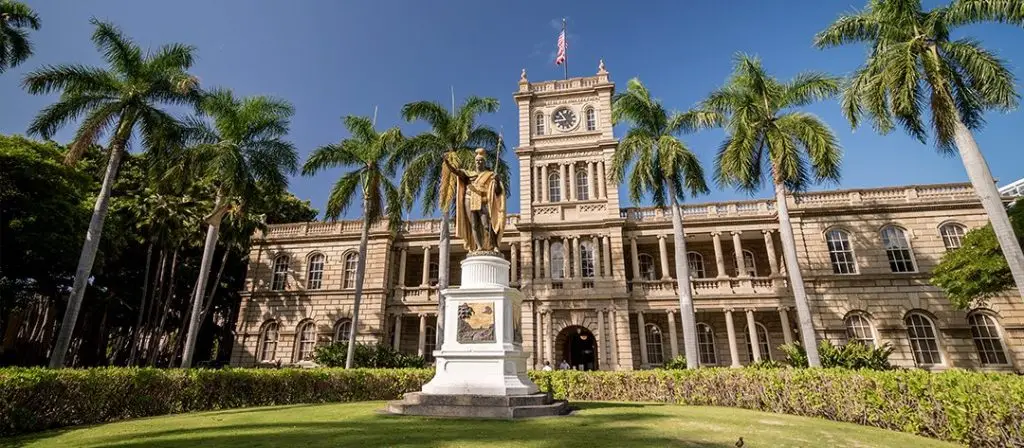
[0,0,41,73]
[661,355,688,370]
[780,340,893,370]
[312,343,425,369]
[931,201,1024,309]
[746,359,786,369]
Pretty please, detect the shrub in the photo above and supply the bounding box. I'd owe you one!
[780,340,892,370]
[313,343,426,369]
[661,355,687,370]
[746,359,786,369]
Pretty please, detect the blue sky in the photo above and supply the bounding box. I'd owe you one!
[2,1,1023,219]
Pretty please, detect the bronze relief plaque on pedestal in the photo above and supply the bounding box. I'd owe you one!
[457,302,496,343]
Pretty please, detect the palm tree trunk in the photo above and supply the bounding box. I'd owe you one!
[668,187,699,369]
[345,196,373,369]
[953,119,1024,300]
[773,180,821,367]
[181,193,226,368]
[129,241,154,366]
[435,207,451,347]
[148,248,179,366]
[49,121,132,368]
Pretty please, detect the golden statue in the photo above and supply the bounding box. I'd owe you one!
[444,148,506,253]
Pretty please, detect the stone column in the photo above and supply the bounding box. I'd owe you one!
[630,237,641,281]
[587,161,596,199]
[667,310,679,358]
[712,232,727,278]
[510,242,519,283]
[725,309,741,367]
[573,237,582,278]
[534,166,541,203]
[540,164,548,203]
[545,312,554,363]
[780,307,793,345]
[732,231,746,277]
[397,248,408,287]
[533,239,541,279]
[559,163,568,202]
[417,314,427,357]
[637,312,649,368]
[598,160,607,199]
[602,236,612,278]
[597,309,607,370]
[420,246,431,286]
[543,238,552,279]
[763,230,779,275]
[592,235,602,278]
[568,162,577,201]
[658,235,671,280]
[533,309,541,368]
[746,309,761,362]
[561,237,570,280]
[609,309,620,370]
[393,314,403,351]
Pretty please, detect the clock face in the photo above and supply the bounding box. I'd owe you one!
[552,107,578,131]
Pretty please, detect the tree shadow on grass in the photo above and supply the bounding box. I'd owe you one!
[13,402,735,448]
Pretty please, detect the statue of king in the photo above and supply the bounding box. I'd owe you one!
[443,148,506,253]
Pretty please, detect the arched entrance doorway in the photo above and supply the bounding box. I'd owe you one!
[555,325,597,370]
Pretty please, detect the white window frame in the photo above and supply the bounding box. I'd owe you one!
[548,171,561,202]
[696,323,717,365]
[334,319,353,343]
[645,323,665,365]
[825,229,858,274]
[968,313,1009,366]
[638,253,656,281]
[259,321,279,362]
[881,225,917,273]
[271,255,289,291]
[424,326,436,362]
[905,312,943,366]
[939,223,966,251]
[535,112,545,136]
[550,242,565,279]
[295,320,317,362]
[844,312,876,347]
[742,249,757,277]
[306,253,325,290]
[687,252,706,279]
[343,252,358,289]
[584,107,597,131]
[575,168,589,201]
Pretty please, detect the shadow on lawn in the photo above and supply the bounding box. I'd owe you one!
[19,402,736,448]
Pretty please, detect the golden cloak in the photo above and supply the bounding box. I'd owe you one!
[454,170,506,252]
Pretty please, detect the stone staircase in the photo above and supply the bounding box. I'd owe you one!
[385,392,571,420]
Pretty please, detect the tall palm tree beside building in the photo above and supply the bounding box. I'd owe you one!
[178,88,298,368]
[816,0,1024,300]
[610,78,712,368]
[302,115,404,368]
[397,97,507,347]
[23,19,201,368]
[0,0,40,73]
[704,55,842,367]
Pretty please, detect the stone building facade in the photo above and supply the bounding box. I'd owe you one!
[231,65,1024,372]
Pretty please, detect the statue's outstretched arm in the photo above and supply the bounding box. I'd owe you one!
[443,154,469,180]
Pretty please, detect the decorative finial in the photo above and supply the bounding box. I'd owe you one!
[597,59,607,75]
[520,68,528,82]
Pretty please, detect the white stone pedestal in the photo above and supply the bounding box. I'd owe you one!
[420,254,539,396]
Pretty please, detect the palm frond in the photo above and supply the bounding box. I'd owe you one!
[776,112,842,186]
[324,169,363,220]
[401,101,450,130]
[89,18,143,76]
[814,9,881,48]
[781,72,841,108]
[944,0,1024,27]
[940,38,1018,111]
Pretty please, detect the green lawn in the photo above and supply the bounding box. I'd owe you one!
[7,401,957,448]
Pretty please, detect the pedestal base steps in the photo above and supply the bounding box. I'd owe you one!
[385,392,570,420]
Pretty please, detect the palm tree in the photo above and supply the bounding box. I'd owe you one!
[178,88,298,368]
[815,0,1024,300]
[0,0,40,73]
[23,19,200,368]
[398,97,507,347]
[610,78,712,369]
[302,115,404,368]
[703,55,842,367]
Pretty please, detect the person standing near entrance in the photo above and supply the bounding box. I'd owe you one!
[542,360,553,371]
[559,359,570,370]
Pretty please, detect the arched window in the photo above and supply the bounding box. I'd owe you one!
[584,107,597,131]
[687,252,706,278]
[334,319,353,343]
[306,253,325,290]
[429,262,439,286]
[881,226,916,272]
[295,320,317,362]
[259,321,279,362]
[940,223,966,250]
[548,171,561,202]
[424,326,437,362]
[645,324,665,365]
[968,313,1008,365]
[343,252,358,289]
[745,323,771,362]
[742,250,757,277]
[580,242,596,278]
[550,242,566,279]
[696,323,717,365]
[844,313,875,347]
[825,229,857,274]
[575,168,589,200]
[638,254,656,281]
[271,255,289,291]
[905,313,942,366]
[535,113,545,136]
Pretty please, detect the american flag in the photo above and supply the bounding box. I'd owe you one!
[555,28,567,65]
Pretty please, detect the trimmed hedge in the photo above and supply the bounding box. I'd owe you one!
[2,367,1022,446]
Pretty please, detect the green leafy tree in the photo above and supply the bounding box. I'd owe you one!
[610,78,712,369]
[815,0,1024,300]
[703,55,842,367]
[302,115,404,369]
[22,19,201,368]
[932,202,1024,308]
[0,0,40,73]
[397,97,508,347]
[177,88,298,368]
